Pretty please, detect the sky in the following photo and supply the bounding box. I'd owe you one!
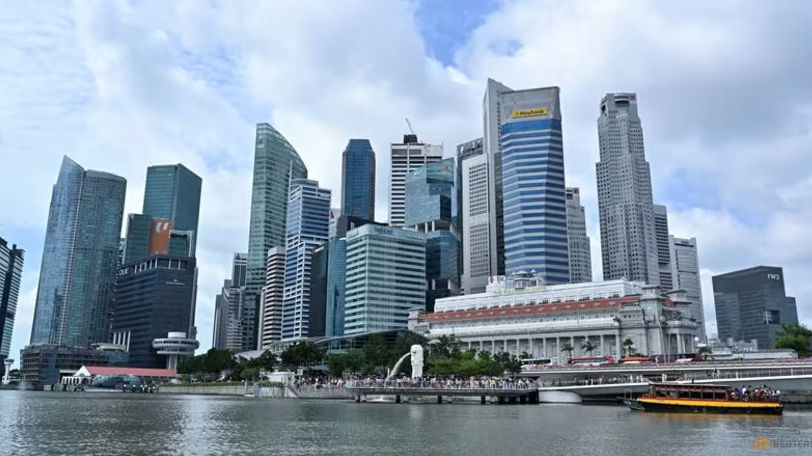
[2,0,811,367]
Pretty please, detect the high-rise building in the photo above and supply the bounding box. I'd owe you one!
[281,179,331,340]
[486,80,569,284]
[713,266,798,349]
[213,279,244,351]
[405,158,459,310]
[30,156,126,347]
[565,188,592,283]
[245,123,308,349]
[458,138,490,295]
[324,238,347,337]
[0,236,24,361]
[257,247,285,348]
[344,225,426,335]
[669,236,705,337]
[596,93,660,286]
[112,255,197,367]
[142,164,202,255]
[653,204,672,290]
[309,244,329,338]
[388,134,443,227]
[231,252,247,288]
[341,139,375,221]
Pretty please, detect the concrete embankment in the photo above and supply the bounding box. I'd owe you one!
[160,384,351,399]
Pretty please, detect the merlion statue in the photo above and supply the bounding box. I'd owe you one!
[410,344,424,379]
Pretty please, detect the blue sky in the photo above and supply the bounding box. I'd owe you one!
[2,1,812,367]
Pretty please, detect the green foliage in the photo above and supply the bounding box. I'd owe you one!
[426,340,523,377]
[775,323,812,357]
[280,341,327,370]
[622,338,635,357]
[560,342,574,362]
[581,340,596,355]
[178,348,236,375]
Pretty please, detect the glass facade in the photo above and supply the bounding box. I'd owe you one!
[245,123,308,349]
[281,179,331,340]
[143,164,202,254]
[309,244,329,338]
[405,158,455,227]
[325,238,347,337]
[21,345,128,390]
[30,156,126,348]
[123,214,151,264]
[499,87,569,284]
[0,237,24,360]
[341,139,375,221]
[112,256,196,368]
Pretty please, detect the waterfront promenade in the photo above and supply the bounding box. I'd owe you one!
[345,378,538,404]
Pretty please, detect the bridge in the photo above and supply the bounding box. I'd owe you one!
[346,383,539,404]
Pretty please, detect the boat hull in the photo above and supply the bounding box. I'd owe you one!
[629,399,783,415]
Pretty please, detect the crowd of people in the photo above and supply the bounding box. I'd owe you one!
[730,384,781,401]
[346,376,534,390]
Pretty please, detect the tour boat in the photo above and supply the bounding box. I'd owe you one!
[626,383,783,415]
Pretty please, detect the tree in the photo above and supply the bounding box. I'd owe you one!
[248,350,277,372]
[622,338,635,357]
[560,342,574,364]
[280,341,327,370]
[581,340,596,356]
[697,346,712,361]
[775,323,812,357]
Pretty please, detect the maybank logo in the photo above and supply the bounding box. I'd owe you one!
[511,107,549,118]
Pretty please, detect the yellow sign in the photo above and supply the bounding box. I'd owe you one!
[754,437,770,451]
[511,107,549,119]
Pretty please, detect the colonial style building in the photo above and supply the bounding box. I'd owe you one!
[408,273,701,363]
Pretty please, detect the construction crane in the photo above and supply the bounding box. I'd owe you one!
[405,118,415,135]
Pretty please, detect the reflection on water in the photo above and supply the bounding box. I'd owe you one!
[1,391,811,455]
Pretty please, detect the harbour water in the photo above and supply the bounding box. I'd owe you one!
[2,390,812,455]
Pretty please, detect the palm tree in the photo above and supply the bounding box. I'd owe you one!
[622,338,635,357]
[560,342,574,364]
[581,340,596,356]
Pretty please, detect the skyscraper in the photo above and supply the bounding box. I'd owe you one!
[670,236,705,337]
[245,123,308,349]
[653,204,672,289]
[257,247,285,348]
[30,156,126,347]
[142,164,202,255]
[458,138,490,295]
[214,253,249,350]
[713,266,798,349]
[231,252,247,288]
[112,255,197,367]
[596,93,660,286]
[281,179,331,340]
[324,238,347,337]
[405,158,459,310]
[341,139,375,221]
[344,225,425,335]
[0,236,23,361]
[486,80,569,284]
[388,134,443,227]
[309,244,329,338]
[565,188,592,283]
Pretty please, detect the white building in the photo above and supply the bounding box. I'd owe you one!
[566,188,592,283]
[653,204,672,289]
[669,236,705,338]
[409,274,701,362]
[459,140,491,294]
[258,247,285,348]
[389,134,443,227]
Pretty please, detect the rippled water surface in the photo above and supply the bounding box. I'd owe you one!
[2,390,812,455]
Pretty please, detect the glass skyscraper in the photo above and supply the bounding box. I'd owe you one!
[487,81,569,284]
[30,156,126,347]
[0,236,24,360]
[143,164,202,254]
[324,238,347,337]
[341,139,375,221]
[281,179,331,340]
[245,123,308,349]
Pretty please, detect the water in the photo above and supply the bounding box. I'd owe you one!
[2,390,812,455]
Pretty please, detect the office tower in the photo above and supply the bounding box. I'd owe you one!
[213,279,245,351]
[405,158,459,310]
[596,93,660,286]
[257,247,285,348]
[670,236,705,337]
[245,123,308,349]
[324,239,347,337]
[341,139,376,220]
[653,204,672,289]
[388,134,443,227]
[281,179,331,340]
[713,266,798,349]
[111,256,196,367]
[142,164,202,255]
[486,80,569,283]
[117,238,126,268]
[30,156,126,347]
[0,236,24,360]
[565,188,592,283]
[458,138,490,295]
[231,252,247,288]
[309,244,329,338]
[344,225,426,335]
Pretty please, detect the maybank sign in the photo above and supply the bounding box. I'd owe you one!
[511,107,549,119]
